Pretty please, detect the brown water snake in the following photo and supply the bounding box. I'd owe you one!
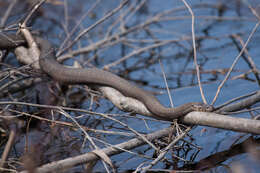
[0,33,214,121]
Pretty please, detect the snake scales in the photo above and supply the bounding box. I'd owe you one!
[0,33,214,121]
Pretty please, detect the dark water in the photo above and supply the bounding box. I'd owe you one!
[0,0,260,172]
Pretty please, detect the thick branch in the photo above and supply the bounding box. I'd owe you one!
[19,127,172,173]
[99,86,260,134]
[181,112,260,134]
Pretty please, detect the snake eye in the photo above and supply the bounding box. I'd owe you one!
[191,103,203,111]
[206,105,215,112]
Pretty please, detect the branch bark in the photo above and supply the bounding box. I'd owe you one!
[182,111,260,134]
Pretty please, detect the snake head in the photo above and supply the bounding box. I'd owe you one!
[191,103,215,112]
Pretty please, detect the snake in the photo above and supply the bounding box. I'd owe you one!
[0,33,214,121]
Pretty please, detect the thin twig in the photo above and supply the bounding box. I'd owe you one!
[56,109,113,173]
[159,59,174,107]
[57,0,129,56]
[181,0,207,104]
[0,0,17,27]
[212,22,260,105]
[139,126,192,173]
[22,0,46,26]
[58,0,101,52]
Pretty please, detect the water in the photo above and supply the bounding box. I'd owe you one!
[0,0,259,172]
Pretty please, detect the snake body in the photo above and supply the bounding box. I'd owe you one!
[0,33,213,120]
